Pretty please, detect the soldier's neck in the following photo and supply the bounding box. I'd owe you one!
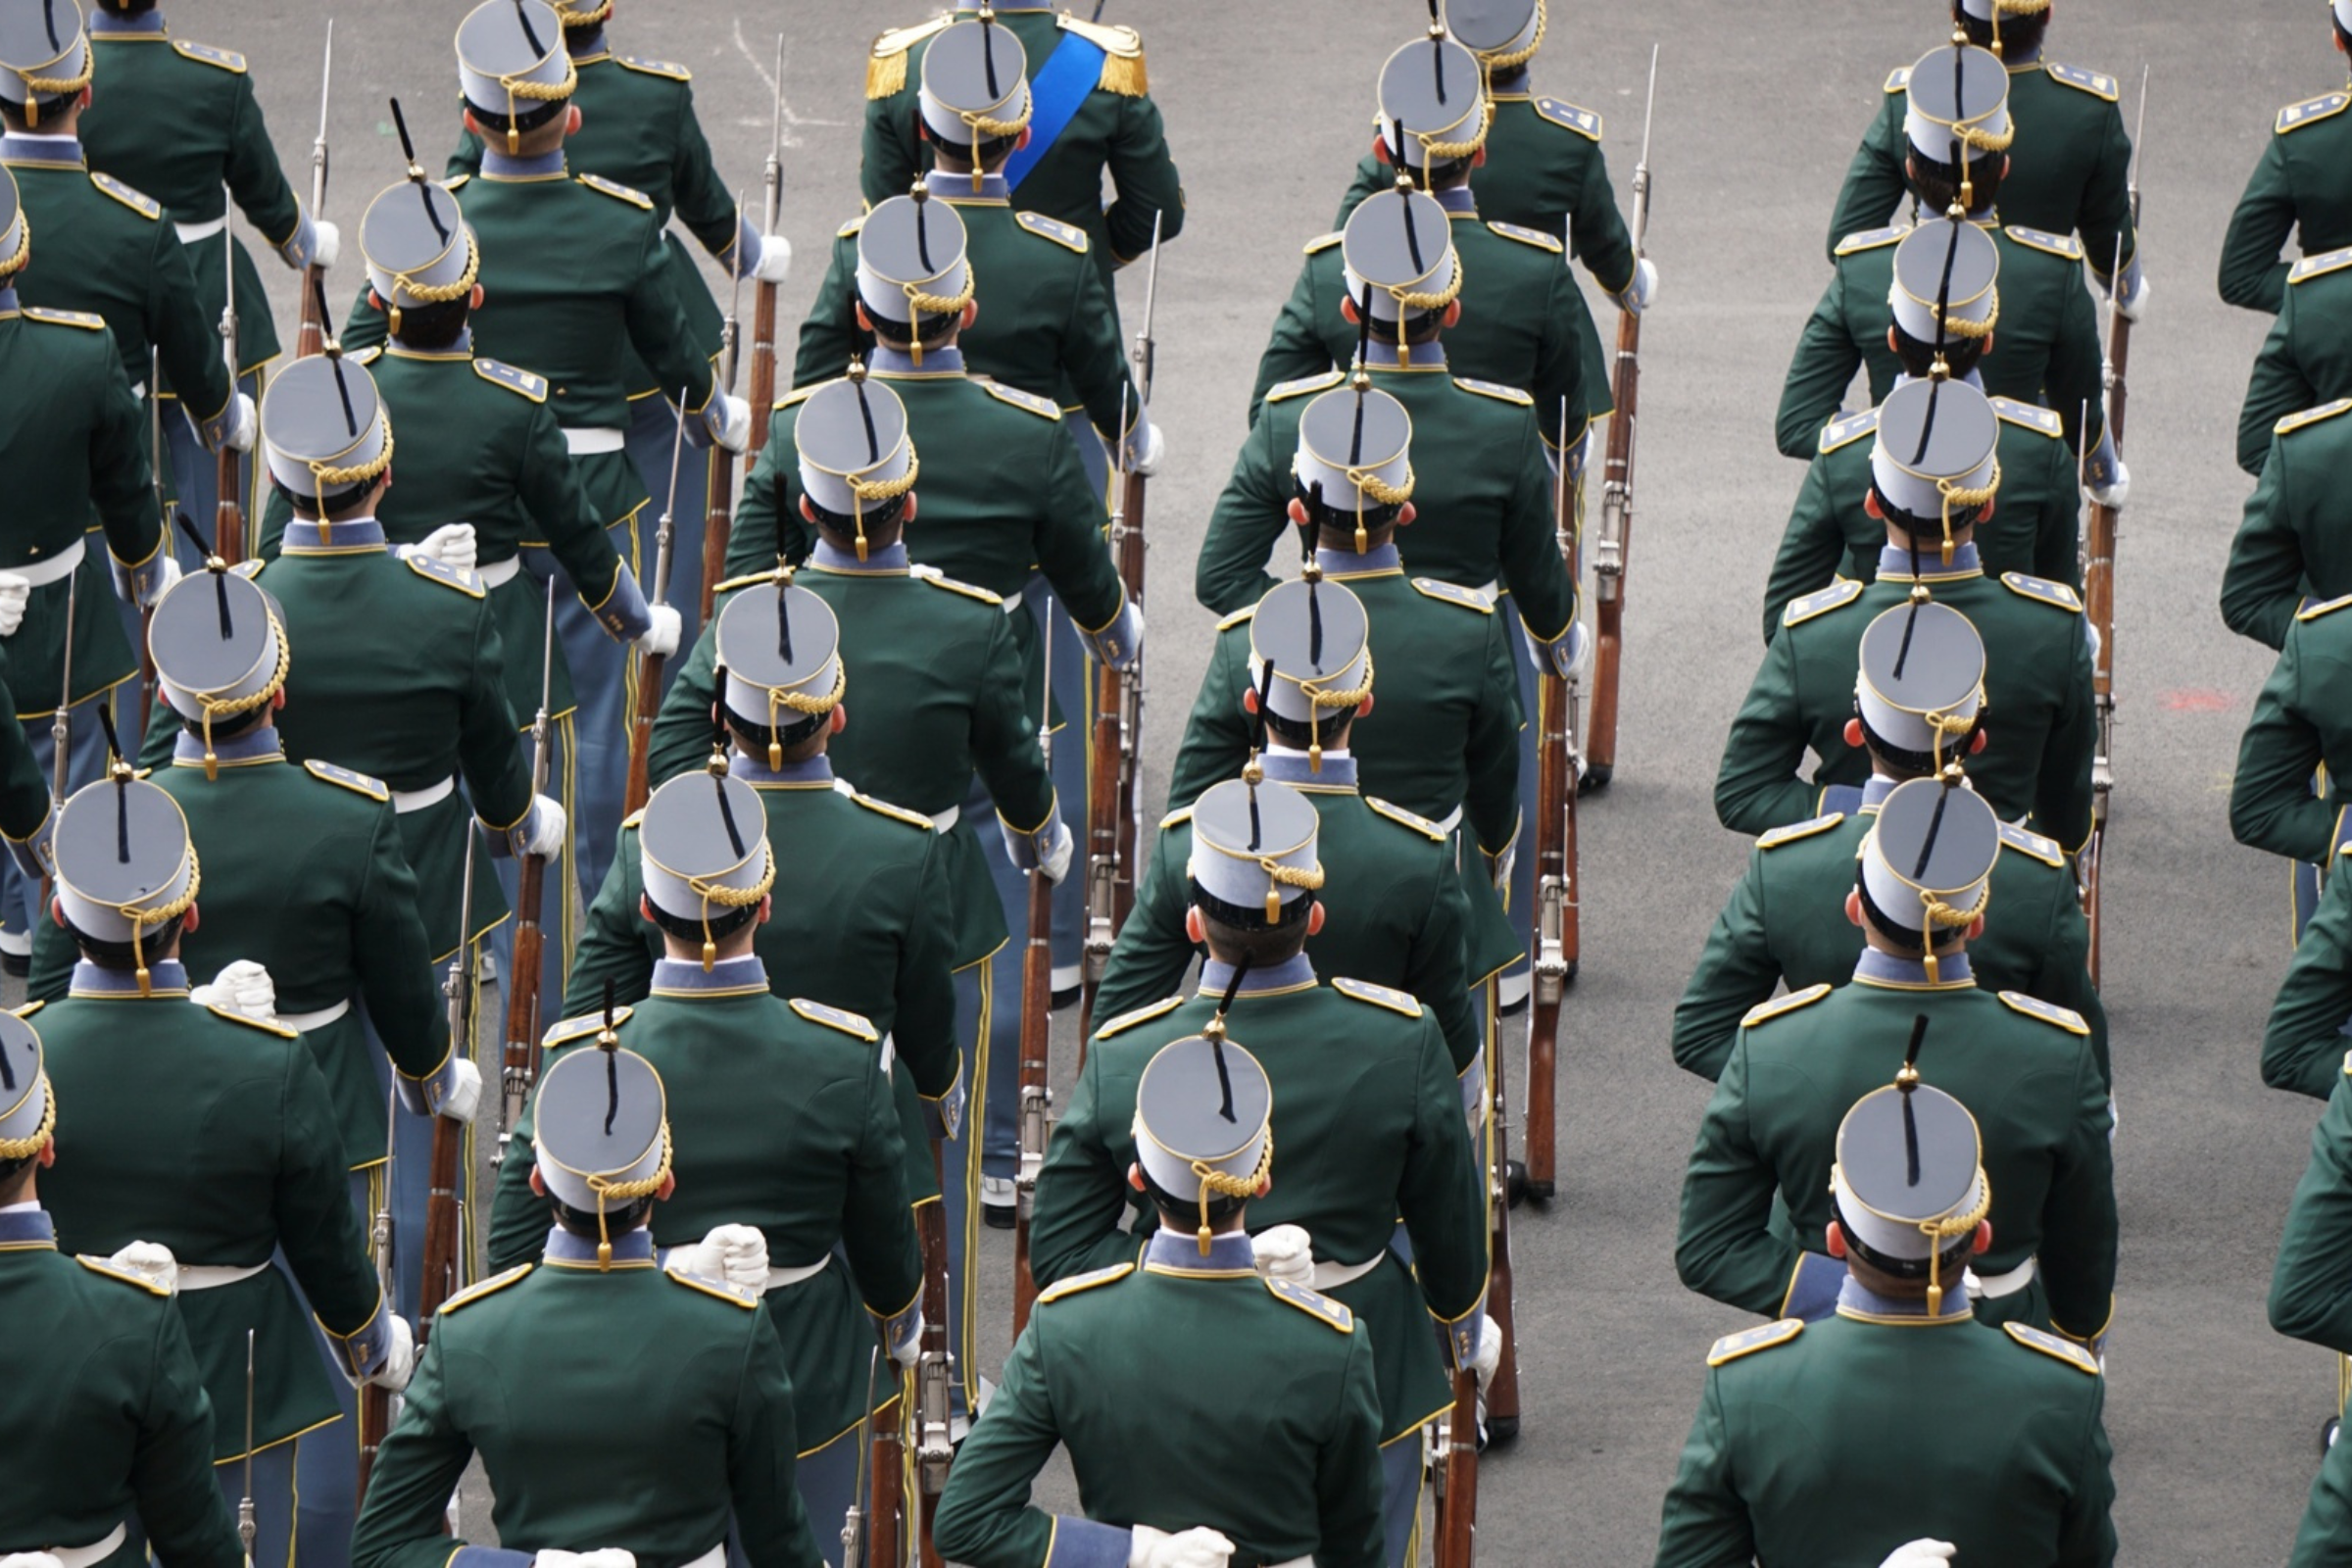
[729,747,830,786]
[867,343,963,376]
[87,7,165,33]
[1363,339,1446,370]
[1257,745,1355,789]
[481,147,566,179]
[1198,952,1315,996]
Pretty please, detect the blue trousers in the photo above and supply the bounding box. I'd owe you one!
[217,1431,300,1568]
[528,537,635,908]
[625,393,710,655]
[791,1416,864,1568]
[1381,1433,1423,1568]
[0,685,117,945]
[160,369,261,559]
[950,846,1008,1422]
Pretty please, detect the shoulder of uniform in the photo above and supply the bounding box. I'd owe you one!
[171,38,246,73]
[1451,376,1533,407]
[1331,976,1423,1018]
[473,358,548,403]
[2004,224,2083,261]
[836,211,869,241]
[2281,92,2351,134]
[444,173,471,192]
[619,808,647,831]
[348,343,384,367]
[2279,399,2352,436]
[1411,576,1496,613]
[1757,812,1844,850]
[1997,821,2065,867]
[850,789,937,831]
[1532,97,1601,139]
[1487,220,1563,254]
[1265,370,1346,404]
[407,554,487,598]
[1056,15,1147,97]
[2302,593,2352,622]
[1098,995,1185,1038]
[13,1000,41,1021]
[906,564,1004,606]
[1818,408,1880,454]
[1364,796,1448,842]
[790,997,882,1042]
[1014,211,1089,253]
[1783,578,1864,626]
[1988,397,2064,438]
[577,172,654,211]
[88,172,161,220]
[1883,66,1913,94]
[75,1254,173,1296]
[2043,62,2119,102]
[2292,248,2352,284]
[1741,982,1833,1029]
[20,306,104,331]
[1833,223,1909,256]
[867,17,955,99]
[1302,230,1344,256]
[1264,1275,1354,1331]
[979,378,1062,419]
[438,1262,533,1314]
[208,1004,298,1038]
[664,1267,762,1309]
[544,1007,633,1048]
[1157,806,1195,831]
[1996,990,2091,1036]
[774,380,827,414]
[1038,1260,1136,1302]
[713,568,789,596]
[1707,1317,1803,1367]
[2000,571,2083,613]
[614,53,691,82]
[2003,1320,2101,1373]
[1215,605,1258,631]
[302,760,390,803]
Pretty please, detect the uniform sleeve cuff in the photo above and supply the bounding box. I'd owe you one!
[588,562,653,642]
[394,1046,464,1117]
[451,1548,535,1568]
[1075,594,1141,670]
[920,1062,967,1142]
[322,1291,391,1380]
[278,209,319,270]
[4,801,53,883]
[869,1290,921,1358]
[1437,1288,1490,1371]
[1522,616,1587,680]
[1046,1518,1132,1568]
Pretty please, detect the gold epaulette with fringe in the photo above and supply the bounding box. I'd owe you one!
[867,17,954,99]
[1058,15,1146,96]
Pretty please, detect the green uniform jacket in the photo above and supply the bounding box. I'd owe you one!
[0,1215,242,1568]
[0,655,48,842]
[0,143,233,428]
[2237,257,2352,473]
[2262,848,2352,1101]
[1194,358,1576,650]
[795,187,1133,443]
[80,27,294,378]
[0,303,162,712]
[1762,397,2080,638]
[1335,87,1634,427]
[2271,1056,2352,1357]
[1031,969,1488,1442]
[350,1249,822,1568]
[1168,562,1522,857]
[1248,206,1589,443]
[1653,1309,2116,1567]
[1674,969,2116,1340]
[1717,560,2096,850]
[861,8,1185,298]
[2230,597,2352,865]
[39,975,384,1456]
[933,1237,1385,1568]
[2224,403,2352,650]
[1775,219,2104,460]
[1825,58,2137,280]
[2221,88,2352,316]
[1670,806,2105,1084]
[29,740,444,1172]
[487,982,919,1450]
[2290,1418,2352,1566]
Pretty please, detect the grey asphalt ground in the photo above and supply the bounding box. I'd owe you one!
[172,0,2348,1562]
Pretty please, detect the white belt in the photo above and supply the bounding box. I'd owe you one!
[1310,1254,1382,1292]
[764,1254,831,1293]
[6,536,84,590]
[477,556,521,589]
[1476,580,1499,598]
[174,216,226,246]
[277,999,352,1033]
[677,1548,724,1568]
[564,426,627,457]
[930,806,959,832]
[391,777,456,814]
[1968,1256,2037,1300]
[178,1261,270,1291]
[1432,805,1464,835]
[46,1523,128,1568]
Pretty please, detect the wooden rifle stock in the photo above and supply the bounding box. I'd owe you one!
[623,649,663,816]
[215,448,245,567]
[1438,1367,1480,1568]
[1484,983,1521,1442]
[701,449,736,625]
[749,286,778,457]
[500,852,546,1138]
[295,267,328,361]
[1081,466,1148,1044]
[1585,307,1641,784]
[1009,856,1054,1335]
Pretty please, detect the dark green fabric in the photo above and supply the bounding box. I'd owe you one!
[2263,856,2352,1101]
[2236,267,2352,473]
[0,657,46,836]
[2222,93,2352,316]
[2272,1065,2352,1358]
[2231,602,2352,865]
[2224,410,2352,650]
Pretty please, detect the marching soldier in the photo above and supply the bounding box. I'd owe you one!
[0,1015,248,1568]
[2222,398,2352,651]
[1031,776,1492,1566]
[1717,376,2096,849]
[1655,1070,2117,1565]
[354,1043,826,1568]
[1677,775,2115,1338]
[2238,249,2352,474]
[2230,596,2352,871]
[487,769,922,1564]
[2220,0,2352,317]
[937,1034,1385,1568]
[2260,854,2352,1101]
[2267,1038,2352,1561]
[1675,600,2104,1083]
[1253,31,1590,442]
[1824,0,2143,321]
[36,768,413,1568]
[81,0,335,532]
[1765,216,2083,635]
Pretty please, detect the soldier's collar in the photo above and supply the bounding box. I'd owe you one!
[1487,67,1533,96]
[281,518,388,554]
[866,345,964,377]
[1364,340,1446,371]
[1875,541,1980,581]
[1851,947,1974,991]
[0,135,84,169]
[87,9,165,32]
[0,286,19,318]
[811,538,908,573]
[544,1225,656,1268]
[565,28,610,59]
[1860,775,1898,811]
[651,955,770,997]
[1314,543,1400,577]
[172,728,282,769]
[1257,748,1356,790]
[1834,1273,1975,1324]
[2001,49,2045,71]
[731,750,832,789]
[0,1205,55,1250]
[70,958,189,998]
[1142,1228,1257,1275]
[1197,954,1316,1000]
[480,149,568,181]
[389,329,472,359]
[1431,186,1477,216]
[924,169,1009,203]
[1889,368,1984,396]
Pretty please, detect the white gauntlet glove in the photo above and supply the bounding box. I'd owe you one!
[704,394,753,455]
[512,795,566,859]
[401,523,478,574]
[0,571,30,638]
[535,1551,636,1568]
[190,959,276,1022]
[360,1313,415,1393]
[2113,268,2150,323]
[1127,417,1166,477]
[140,555,184,610]
[0,1552,67,1568]
[1876,1543,1956,1568]
[637,604,682,659]
[1003,815,1075,883]
[2085,454,2131,511]
[438,1057,484,1125]
[219,392,259,455]
[307,219,342,273]
[1129,1527,1235,1568]
[1470,1312,1503,1393]
[105,1240,179,1297]
[1616,257,1659,316]
[751,233,793,286]
[1249,1224,1314,1289]
[668,1222,770,1293]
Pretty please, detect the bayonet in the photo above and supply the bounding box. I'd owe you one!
[238,1329,257,1556]
[654,394,687,611]
[763,36,785,233]
[843,1346,879,1568]
[310,22,332,223]
[1631,44,1658,257]
[2129,64,2148,226]
[495,577,559,1165]
[51,567,75,808]
[623,401,690,813]
[1130,210,1163,405]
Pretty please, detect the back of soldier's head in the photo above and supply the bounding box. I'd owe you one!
[1951,0,2050,62]
[1186,776,1323,966]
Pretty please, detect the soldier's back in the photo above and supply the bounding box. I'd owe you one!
[1,156,172,383]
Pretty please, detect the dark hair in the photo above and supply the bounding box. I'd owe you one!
[62,913,188,970]
[1868,480,1988,542]
[1852,867,1969,955]
[1294,478,1405,541]
[1952,8,2050,60]
[1907,147,2005,218]
[550,1192,656,1239]
[463,96,568,139]
[1836,1198,1977,1282]
[275,476,380,523]
[0,96,76,132]
[926,129,1023,173]
[805,493,909,542]
[0,1152,36,1198]
[1853,700,1982,781]
[1138,1170,1249,1232]
[94,0,159,13]
[181,704,270,745]
[1260,703,1357,754]
[389,294,471,352]
[722,701,827,762]
[862,303,960,352]
[1889,320,1988,381]
[645,896,761,949]
[1189,877,1314,967]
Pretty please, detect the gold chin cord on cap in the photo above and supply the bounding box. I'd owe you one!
[304,420,397,549]
[1346,465,1415,557]
[689,844,776,974]
[1920,700,1980,778]
[387,235,480,343]
[497,50,578,157]
[192,612,291,782]
[583,1123,671,1270]
[762,660,846,773]
[1255,855,1325,925]
[122,848,202,1000]
[898,271,974,372]
[1385,250,1464,371]
[1933,462,2000,566]
[1915,885,1984,986]
[849,451,921,563]
[1188,1132,1273,1257]
[1294,651,1376,775]
[0,210,28,280]
[1479,0,1546,74]
[1919,1170,1992,1317]
[20,45,91,132]
[0,1079,53,1162]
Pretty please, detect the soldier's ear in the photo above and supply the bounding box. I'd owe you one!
[828,707,848,736]
[1305,901,1325,937]
[181,904,200,935]
[528,1167,547,1197]
[904,493,918,523]
[1862,489,1884,522]
[1372,135,1394,165]
[1441,301,1462,330]
[960,300,979,330]
[1286,499,1311,527]
[1886,326,1899,357]
[469,283,485,311]
[270,690,287,713]
[756,896,773,927]
[1016,127,1034,152]
[1843,718,1864,748]
[1843,890,1864,929]
[656,1171,676,1201]
[1966,915,1984,942]
[1396,502,1415,527]
[799,496,818,523]
[1471,146,1488,170]
[1973,1220,1991,1255]
[1969,729,1987,756]
[853,302,873,333]
[1825,1221,1848,1258]
[1241,687,1260,715]
[638,894,660,927]
[564,104,583,136]
[1355,695,1374,719]
[1127,1163,1147,1192]
[368,288,383,312]
[1340,297,1360,326]
[1184,906,1205,944]
[36,1140,54,1169]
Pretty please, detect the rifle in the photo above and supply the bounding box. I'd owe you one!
[1583,44,1657,790]
[1080,214,1161,1039]
[215,185,244,566]
[845,1347,880,1568]
[623,398,689,815]
[355,1088,397,1504]
[914,1149,954,1567]
[417,826,478,1336]
[702,193,750,625]
[140,345,166,736]
[1483,980,1522,1446]
[40,566,75,911]
[1011,616,1055,1336]
[238,1328,258,1557]
[293,22,333,360]
[496,578,559,1167]
[1437,1365,1480,1568]
[1526,398,1583,1203]
[747,36,784,457]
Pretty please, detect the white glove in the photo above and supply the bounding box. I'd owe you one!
[0,571,30,638]
[2086,454,2131,511]
[402,523,478,574]
[751,232,793,286]
[1487,839,1516,891]
[105,1240,179,1297]
[2113,268,2149,324]
[0,1553,67,1568]
[1616,257,1659,316]
[220,391,258,455]
[637,603,682,659]
[1129,417,1166,477]
[513,795,566,859]
[190,959,276,1022]
[1129,1527,1234,1568]
[1004,815,1076,884]
[535,1551,636,1568]
[362,1312,415,1393]
[1250,1224,1314,1289]
[889,1307,925,1369]
[705,393,753,455]
[140,555,184,610]
[439,1057,484,1125]
[1469,1311,1503,1393]
[309,218,342,273]
[1876,1543,1957,1568]
[669,1222,770,1293]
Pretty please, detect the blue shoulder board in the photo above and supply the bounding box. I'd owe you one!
[1996,990,2090,1035]
[2003,1321,2101,1373]
[407,555,486,598]
[89,172,160,220]
[1833,224,1907,257]
[1014,211,1088,253]
[1707,1317,1802,1366]
[473,359,548,402]
[21,307,104,331]
[1988,397,2063,438]
[614,54,691,82]
[172,39,246,73]
[545,1008,632,1048]
[2292,248,2352,283]
[1452,377,1532,406]
[1756,813,1844,851]
[1883,67,1912,94]
[303,760,390,802]
[1818,409,1878,454]
[578,172,654,210]
[2004,225,2083,262]
[1265,370,1345,403]
[1999,571,2082,612]
[1533,98,1600,140]
[1410,577,1494,613]
[1265,1276,1353,1331]
[979,379,1061,419]
[1783,579,1863,626]
[1037,1262,1135,1303]
[2279,399,2352,436]
[2044,63,2118,101]
[2281,93,2351,134]
[790,998,880,1041]
[1996,821,2064,867]
[1332,977,1422,1018]
[1487,220,1562,253]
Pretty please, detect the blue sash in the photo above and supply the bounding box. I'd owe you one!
[1002,31,1104,190]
